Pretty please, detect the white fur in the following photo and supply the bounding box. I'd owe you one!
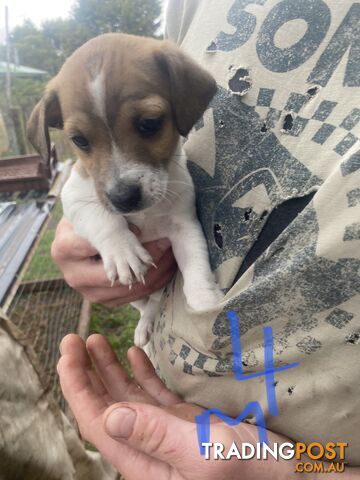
[89,74,106,121]
[61,144,223,347]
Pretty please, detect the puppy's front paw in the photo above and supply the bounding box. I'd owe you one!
[184,283,224,311]
[101,232,153,286]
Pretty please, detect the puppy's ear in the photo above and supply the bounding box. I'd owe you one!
[27,90,63,162]
[155,43,217,136]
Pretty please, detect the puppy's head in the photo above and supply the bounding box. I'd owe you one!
[27,33,216,214]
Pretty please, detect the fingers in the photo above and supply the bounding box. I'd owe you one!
[52,217,112,288]
[104,402,200,468]
[127,347,181,406]
[65,259,116,289]
[86,335,158,405]
[58,335,168,477]
[86,336,181,408]
[58,334,108,428]
[52,217,98,261]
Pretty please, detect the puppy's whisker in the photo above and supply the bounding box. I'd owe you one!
[167,180,192,187]
[76,199,98,204]
[161,192,176,204]
[160,196,173,207]
[165,189,181,200]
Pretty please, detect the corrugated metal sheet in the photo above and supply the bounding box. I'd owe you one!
[0,199,54,305]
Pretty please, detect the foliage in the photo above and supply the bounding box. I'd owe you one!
[8,77,46,115]
[72,0,162,37]
[120,0,162,36]
[10,20,61,75]
[42,18,92,69]
[72,0,124,36]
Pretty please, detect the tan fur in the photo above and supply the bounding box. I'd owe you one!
[27,33,217,208]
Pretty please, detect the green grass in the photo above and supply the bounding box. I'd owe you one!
[89,303,139,373]
[23,201,63,281]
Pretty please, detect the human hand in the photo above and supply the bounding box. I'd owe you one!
[58,334,302,480]
[51,217,177,306]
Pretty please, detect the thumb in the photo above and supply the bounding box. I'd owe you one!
[104,402,199,467]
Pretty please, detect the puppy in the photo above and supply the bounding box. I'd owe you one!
[27,33,223,347]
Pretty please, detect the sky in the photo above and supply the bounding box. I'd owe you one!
[0,0,74,41]
[0,0,166,43]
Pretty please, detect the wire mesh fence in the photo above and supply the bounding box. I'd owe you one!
[5,195,86,411]
[9,280,83,410]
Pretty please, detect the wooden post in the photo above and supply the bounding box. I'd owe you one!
[5,6,11,107]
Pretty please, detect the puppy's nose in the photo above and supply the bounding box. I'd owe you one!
[107,181,142,213]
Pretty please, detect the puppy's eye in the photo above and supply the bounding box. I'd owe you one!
[136,117,164,137]
[71,135,90,150]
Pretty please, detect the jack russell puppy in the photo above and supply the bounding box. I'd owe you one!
[27,33,223,347]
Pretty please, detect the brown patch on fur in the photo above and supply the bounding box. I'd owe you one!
[110,95,177,166]
[26,90,63,162]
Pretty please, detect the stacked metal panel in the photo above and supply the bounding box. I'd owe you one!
[0,199,54,305]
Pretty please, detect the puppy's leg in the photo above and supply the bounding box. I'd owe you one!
[61,169,153,286]
[170,219,223,311]
[132,289,163,347]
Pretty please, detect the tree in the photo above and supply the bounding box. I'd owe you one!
[9,20,60,75]
[42,18,92,67]
[120,0,162,36]
[7,19,92,76]
[72,0,162,37]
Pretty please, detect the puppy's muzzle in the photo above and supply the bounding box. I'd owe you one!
[107,180,142,213]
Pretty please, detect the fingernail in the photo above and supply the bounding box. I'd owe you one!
[105,407,136,439]
[157,238,171,251]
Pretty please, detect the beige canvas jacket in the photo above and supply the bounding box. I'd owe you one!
[148,0,360,465]
[0,314,117,480]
